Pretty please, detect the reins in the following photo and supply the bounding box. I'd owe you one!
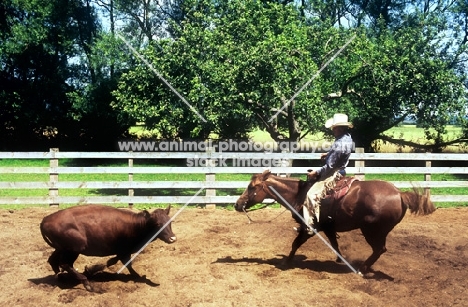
[241,181,289,223]
[242,203,289,223]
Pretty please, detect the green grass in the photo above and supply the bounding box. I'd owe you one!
[384,125,462,139]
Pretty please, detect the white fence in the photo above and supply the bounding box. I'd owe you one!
[0,149,467,206]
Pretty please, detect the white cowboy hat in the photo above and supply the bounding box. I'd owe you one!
[325,113,353,129]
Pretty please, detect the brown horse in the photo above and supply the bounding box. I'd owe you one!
[234,170,436,274]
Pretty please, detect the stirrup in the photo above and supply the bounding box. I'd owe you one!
[292,226,316,235]
[306,226,316,235]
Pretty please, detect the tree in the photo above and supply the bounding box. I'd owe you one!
[0,0,79,149]
[112,1,467,153]
[112,1,348,142]
[0,0,134,150]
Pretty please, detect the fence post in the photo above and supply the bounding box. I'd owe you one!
[128,156,134,209]
[354,147,365,180]
[205,146,216,209]
[425,155,431,198]
[278,149,291,177]
[49,148,59,207]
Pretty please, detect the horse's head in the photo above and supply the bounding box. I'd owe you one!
[235,170,273,212]
[235,170,314,213]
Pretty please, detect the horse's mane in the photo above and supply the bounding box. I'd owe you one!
[270,175,301,182]
[254,171,301,182]
[266,173,312,207]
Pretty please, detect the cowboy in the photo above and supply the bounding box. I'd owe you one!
[304,113,354,233]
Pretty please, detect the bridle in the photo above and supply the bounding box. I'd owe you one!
[240,181,285,223]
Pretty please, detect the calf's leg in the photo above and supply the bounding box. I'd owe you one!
[84,256,119,276]
[84,255,141,279]
[117,254,142,277]
[47,250,61,274]
[59,251,93,291]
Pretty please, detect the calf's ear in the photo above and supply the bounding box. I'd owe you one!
[165,204,172,215]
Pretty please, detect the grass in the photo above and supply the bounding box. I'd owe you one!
[0,158,252,209]
[0,158,467,209]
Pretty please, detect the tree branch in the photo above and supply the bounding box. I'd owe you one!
[379,134,468,151]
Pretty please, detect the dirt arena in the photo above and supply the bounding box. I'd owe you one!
[0,205,467,307]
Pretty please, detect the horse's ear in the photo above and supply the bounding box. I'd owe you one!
[261,169,271,180]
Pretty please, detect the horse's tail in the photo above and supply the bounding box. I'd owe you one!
[400,189,436,215]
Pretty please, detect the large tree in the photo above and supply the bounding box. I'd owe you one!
[112,0,467,152]
[0,0,132,150]
[0,0,81,149]
[112,1,348,141]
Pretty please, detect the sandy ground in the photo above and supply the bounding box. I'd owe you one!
[0,205,467,307]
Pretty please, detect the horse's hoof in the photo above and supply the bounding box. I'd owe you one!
[357,265,370,276]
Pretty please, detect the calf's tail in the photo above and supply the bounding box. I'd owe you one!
[40,220,55,248]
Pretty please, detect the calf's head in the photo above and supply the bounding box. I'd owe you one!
[149,205,176,244]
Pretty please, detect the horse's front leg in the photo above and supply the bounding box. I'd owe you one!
[323,227,343,263]
[283,226,313,265]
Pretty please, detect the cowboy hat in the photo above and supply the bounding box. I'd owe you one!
[325,113,353,129]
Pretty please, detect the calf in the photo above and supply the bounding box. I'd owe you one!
[40,204,176,291]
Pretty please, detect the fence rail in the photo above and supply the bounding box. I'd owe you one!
[1,150,467,206]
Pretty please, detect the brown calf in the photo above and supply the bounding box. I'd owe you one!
[40,204,176,291]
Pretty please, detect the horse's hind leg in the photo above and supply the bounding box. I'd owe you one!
[359,227,389,274]
[284,227,312,265]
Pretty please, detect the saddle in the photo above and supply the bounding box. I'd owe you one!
[301,175,359,230]
[324,176,359,202]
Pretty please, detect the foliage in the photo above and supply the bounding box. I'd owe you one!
[0,0,75,149]
[112,0,468,152]
[112,1,348,141]
[1,0,467,152]
[328,17,467,151]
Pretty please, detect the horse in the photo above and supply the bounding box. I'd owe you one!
[234,170,436,274]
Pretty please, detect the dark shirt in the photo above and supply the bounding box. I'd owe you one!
[316,132,353,180]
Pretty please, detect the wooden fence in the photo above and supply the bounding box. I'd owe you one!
[0,149,467,206]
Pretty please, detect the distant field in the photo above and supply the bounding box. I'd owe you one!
[378,125,466,153]
[247,125,466,153]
